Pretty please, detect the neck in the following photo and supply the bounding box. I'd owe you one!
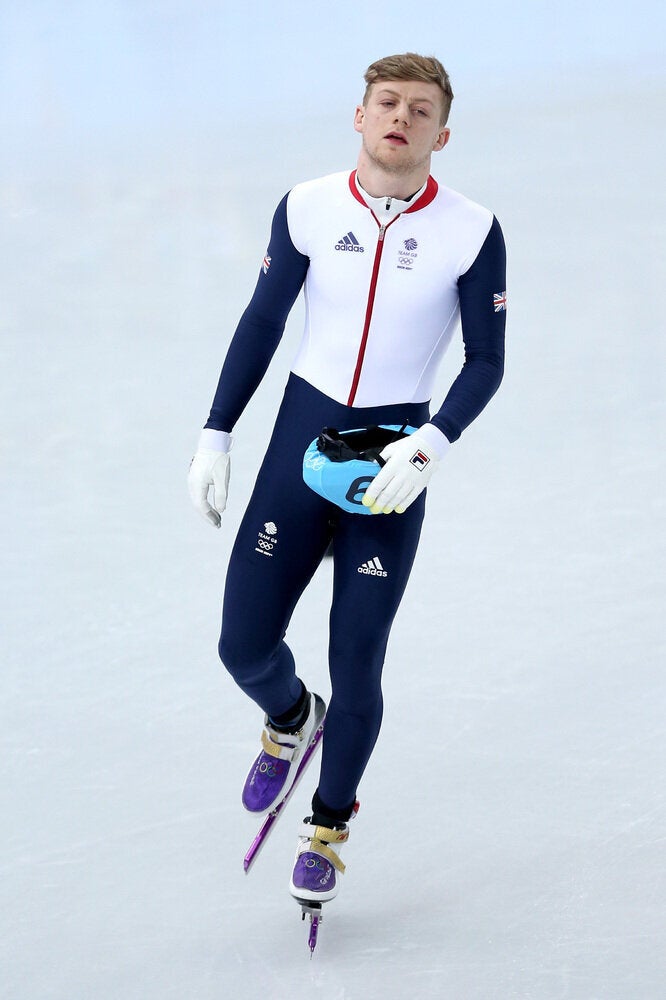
[353,174,427,222]
[355,148,431,200]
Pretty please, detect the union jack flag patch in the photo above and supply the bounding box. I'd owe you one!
[493,291,507,312]
[262,254,272,275]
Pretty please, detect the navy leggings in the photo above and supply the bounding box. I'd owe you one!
[219,374,430,811]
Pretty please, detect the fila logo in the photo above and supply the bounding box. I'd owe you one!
[409,449,430,471]
[335,231,365,253]
[357,556,388,578]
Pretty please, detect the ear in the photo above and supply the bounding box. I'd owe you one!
[353,105,365,134]
[433,127,451,152]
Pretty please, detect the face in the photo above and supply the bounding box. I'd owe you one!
[354,80,450,176]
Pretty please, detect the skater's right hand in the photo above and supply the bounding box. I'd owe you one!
[188,429,232,529]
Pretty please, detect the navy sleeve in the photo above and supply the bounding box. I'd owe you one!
[430,216,506,443]
[205,194,309,431]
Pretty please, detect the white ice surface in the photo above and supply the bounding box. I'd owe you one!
[2,43,665,1000]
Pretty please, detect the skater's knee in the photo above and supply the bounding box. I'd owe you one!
[329,634,388,674]
[218,629,282,688]
[328,650,385,719]
[218,631,254,678]
[329,690,383,727]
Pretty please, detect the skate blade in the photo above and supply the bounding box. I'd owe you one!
[295,898,323,956]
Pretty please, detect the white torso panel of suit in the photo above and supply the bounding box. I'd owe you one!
[287,170,494,408]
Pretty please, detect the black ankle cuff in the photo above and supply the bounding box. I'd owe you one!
[268,681,308,731]
[311,789,356,827]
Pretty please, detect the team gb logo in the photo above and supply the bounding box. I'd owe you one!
[398,237,418,270]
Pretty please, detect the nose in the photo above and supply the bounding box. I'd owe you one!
[393,103,410,127]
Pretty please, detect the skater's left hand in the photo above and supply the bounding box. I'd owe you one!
[361,423,450,514]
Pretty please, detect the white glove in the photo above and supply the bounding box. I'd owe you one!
[361,423,450,514]
[188,429,232,528]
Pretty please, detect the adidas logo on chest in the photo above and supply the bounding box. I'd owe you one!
[335,231,365,253]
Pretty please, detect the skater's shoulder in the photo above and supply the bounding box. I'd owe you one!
[288,170,352,202]
[433,181,495,225]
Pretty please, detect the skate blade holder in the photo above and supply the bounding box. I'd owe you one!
[297,899,322,921]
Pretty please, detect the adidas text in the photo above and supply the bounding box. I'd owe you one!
[335,231,365,253]
[357,556,388,578]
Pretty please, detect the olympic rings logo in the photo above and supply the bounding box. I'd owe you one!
[257,539,274,550]
[304,858,328,871]
[304,453,326,471]
[258,761,279,777]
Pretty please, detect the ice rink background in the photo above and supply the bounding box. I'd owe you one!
[2,3,664,998]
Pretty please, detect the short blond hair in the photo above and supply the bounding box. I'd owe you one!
[363,53,454,125]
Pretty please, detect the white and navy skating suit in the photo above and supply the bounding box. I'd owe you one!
[207,170,506,815]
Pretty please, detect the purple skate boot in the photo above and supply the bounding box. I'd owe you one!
[289,818,350,904]
[242,692,325,815]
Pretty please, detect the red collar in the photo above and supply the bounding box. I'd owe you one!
[348,170,438,212]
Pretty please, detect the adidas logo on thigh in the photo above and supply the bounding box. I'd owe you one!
[357,556,388,578]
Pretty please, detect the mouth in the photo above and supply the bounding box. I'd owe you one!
[383,131,408,145]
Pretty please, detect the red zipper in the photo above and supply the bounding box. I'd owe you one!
[347,213,399,405]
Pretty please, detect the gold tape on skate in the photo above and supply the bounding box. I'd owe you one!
[309,839,346,874]
[261,729,292,759]
[313,824,349,844]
